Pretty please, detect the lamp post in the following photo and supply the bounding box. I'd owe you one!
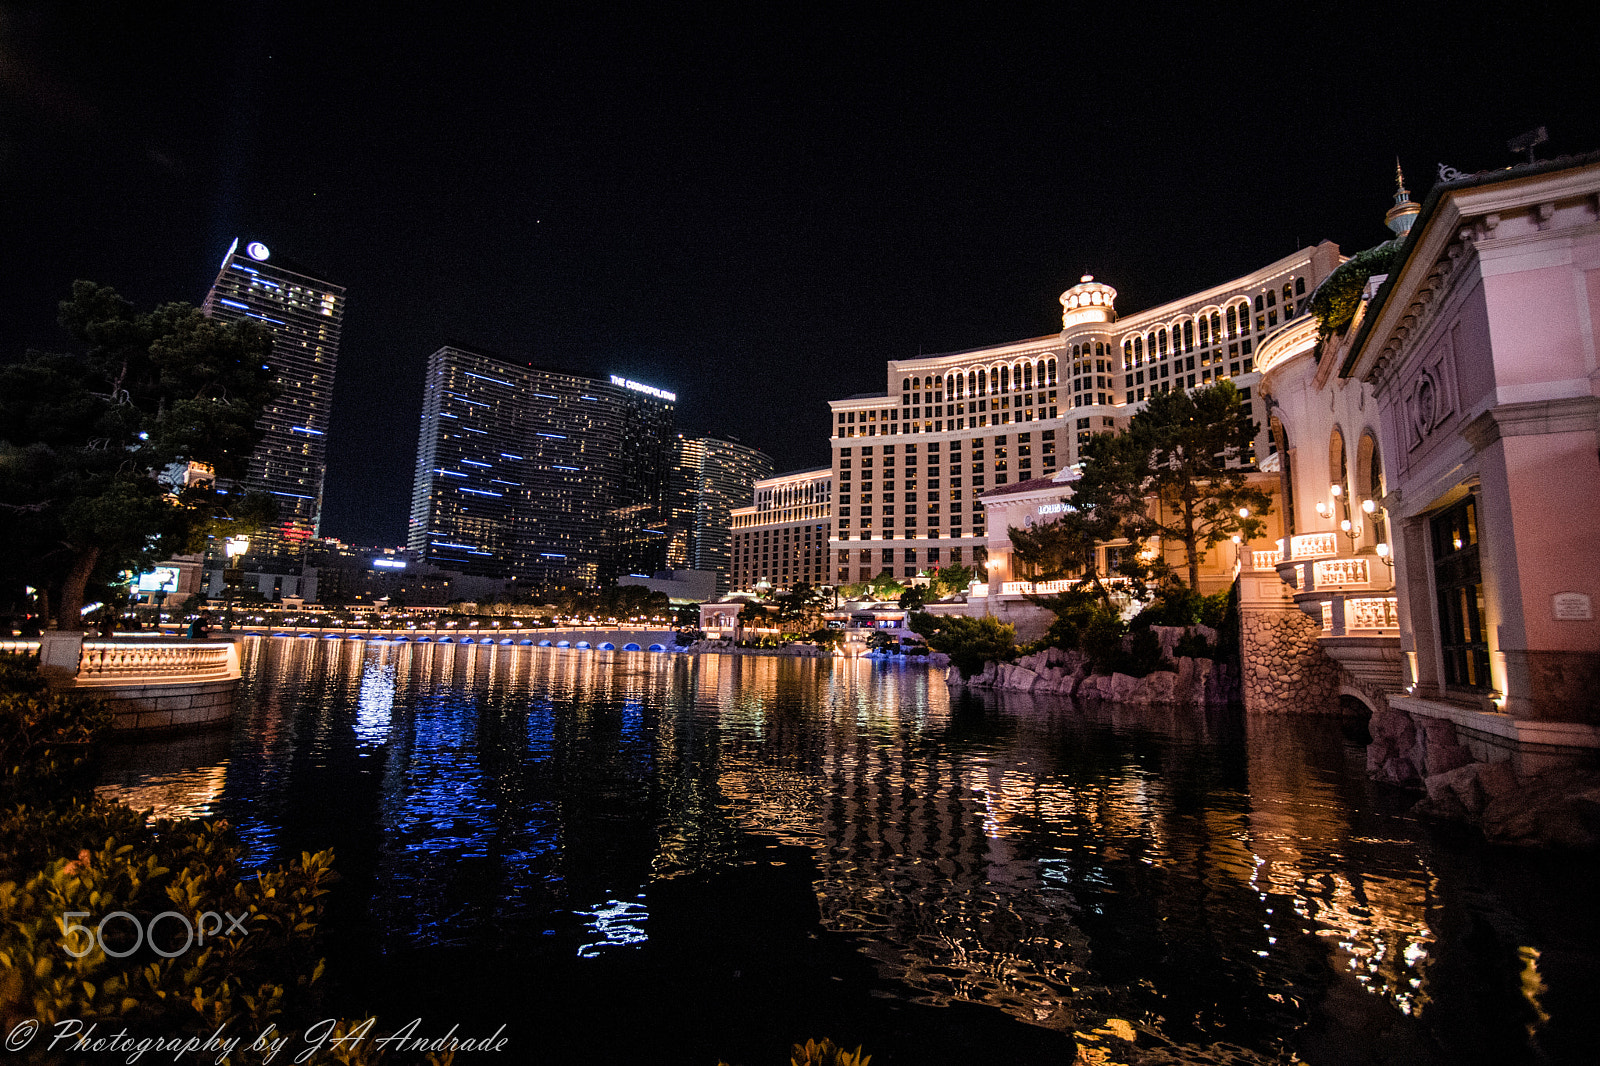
[222,535,250,631]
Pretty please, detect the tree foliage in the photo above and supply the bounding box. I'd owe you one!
[908,611,1018,679]
[1119,381,1270,590]
[0,283,277,628]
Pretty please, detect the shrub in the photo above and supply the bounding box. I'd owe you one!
[1174,630,1216,660]
[0,655,111,801]
[1130,587,1202,629]
[909,613,1017,679]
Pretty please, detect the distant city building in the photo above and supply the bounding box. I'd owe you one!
[826,245,1342,583]
[201,239,345,549]
[730,467,833,591]
[668,435,774,592]
[408,345,675,590]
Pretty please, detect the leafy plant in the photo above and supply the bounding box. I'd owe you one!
[908,612,1017,678]
[1310,241,1405,339]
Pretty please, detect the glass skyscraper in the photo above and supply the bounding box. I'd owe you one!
[201,239,345,548]
[408,345,675,590]
[668,435,773,592]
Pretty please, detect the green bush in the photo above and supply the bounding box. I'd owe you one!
[1174,630,1216,660]
[1130,587,1202,629]
[1311,241,1405,339]
[908,613,1017,679]
[0,655,111,801]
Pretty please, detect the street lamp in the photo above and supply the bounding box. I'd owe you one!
[222,536,249,631]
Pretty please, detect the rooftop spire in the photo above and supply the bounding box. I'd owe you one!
[1384,160,1420,237]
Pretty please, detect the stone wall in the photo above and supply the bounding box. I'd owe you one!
[84,678,238,733]
[947,632,1233,707]
[1239,605,1343,715]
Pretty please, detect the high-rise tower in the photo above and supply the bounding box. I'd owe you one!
[201,239,345,549]
[408,345,676,590]
[668,435,773,591]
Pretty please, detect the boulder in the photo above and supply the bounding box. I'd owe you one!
[1480,768,1600,849]
[1144,670,1178,703]
[1107,672,1147,703]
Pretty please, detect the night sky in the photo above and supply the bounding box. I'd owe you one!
[4,3,1596,546]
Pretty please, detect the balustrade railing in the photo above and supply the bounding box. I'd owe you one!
[1290,532,1339,559]
[78,640,238,682]
[1346,596,1400,630]
[1313,558,1370,587]
[1250,549,1282,570]
[0,639,40,656]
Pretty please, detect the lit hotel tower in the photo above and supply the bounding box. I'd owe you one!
[202,239,345,548]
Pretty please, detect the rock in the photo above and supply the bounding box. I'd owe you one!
[1480,769,1600,849]
[1107,672,1146,703]
[1416,716,1472,777]
[1144,670,1178,703]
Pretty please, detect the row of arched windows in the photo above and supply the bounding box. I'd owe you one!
[902,357,1060,397]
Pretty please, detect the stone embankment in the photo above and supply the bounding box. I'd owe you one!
[947,626,1236,706]
[1370,704,1600,849]
[683,639,836,658]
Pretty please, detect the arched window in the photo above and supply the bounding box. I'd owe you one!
[1356,431,1387,550]
[1000,365,1010,392]
[903,378,913,391]
[989,367,999,394]
[1124,340,1133,360]
[1226,306,1236,335]
[1329,427,1348,502]
[1282,283,1293,306]
[1295,277,1306,295]
[1183,321,1194,350]
[1266,290,1276,308]
[1133,336,1143,359]
[1048,358,1057,384]
[1023,363,1033,389]
[968,371,977,396]
[1158,329,1168,356]
[1199,316,1210,346]
[1272,418,1295,536]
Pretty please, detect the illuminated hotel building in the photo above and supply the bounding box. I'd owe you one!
[202,239,345,547]
[408,345,675,589]
[668,435,774,591]
[827,244,1342,583]
[730,466,833,591]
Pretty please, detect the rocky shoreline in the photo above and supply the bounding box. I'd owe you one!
[945,626,1238,706]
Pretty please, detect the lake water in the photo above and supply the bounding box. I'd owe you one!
[97,637,1600,1065]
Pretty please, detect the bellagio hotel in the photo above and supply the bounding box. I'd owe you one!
[828,242,1343,585]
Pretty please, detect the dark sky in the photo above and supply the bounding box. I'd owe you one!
[4,2,1596,546]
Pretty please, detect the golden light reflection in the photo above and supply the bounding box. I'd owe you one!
[97,762,229,821]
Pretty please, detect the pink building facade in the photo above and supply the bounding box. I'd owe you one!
[1272,155,1600,776]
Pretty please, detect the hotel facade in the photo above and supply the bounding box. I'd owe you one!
[408,345,675,590]
[826,244,1342,585]
[201,239,345,548]
[730,466,833,591]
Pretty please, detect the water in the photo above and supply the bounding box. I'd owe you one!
[97,638,1600,1064]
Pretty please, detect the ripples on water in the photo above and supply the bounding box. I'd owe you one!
[97,638,1600,1065]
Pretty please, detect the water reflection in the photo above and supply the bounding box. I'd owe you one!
[102,638,1599,1064]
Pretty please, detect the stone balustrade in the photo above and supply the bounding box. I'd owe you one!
[77,640,239,683]
[1313,557,1370,587]
[1289,532,1339,559]
[1346,596,1400,630]
[1249,549,1283,570]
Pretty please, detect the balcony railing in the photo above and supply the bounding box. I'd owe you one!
[1289,532,1339,559]
[77,640,239,683]
[1248,549,1283,570]
[1313,557,1370,587]
[1346,596,1399,630]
